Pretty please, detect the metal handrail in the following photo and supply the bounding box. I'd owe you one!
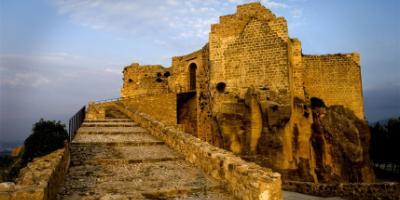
[94,96,139,104]
[94,97,123,103]
[68,106,86,142]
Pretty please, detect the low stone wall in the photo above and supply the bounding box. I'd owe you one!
[0,145,70,200]
[113,102,282,200]
[283,181,400,200]
[120,93,177,125]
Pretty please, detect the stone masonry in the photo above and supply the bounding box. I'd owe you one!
[119,2,373,184]
[58,110,235,199]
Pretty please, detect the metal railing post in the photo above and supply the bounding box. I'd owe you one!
[68,106,86,142]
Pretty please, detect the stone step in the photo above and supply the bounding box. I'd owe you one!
[71,141,165,146]
[77,126,147,134]
[105,110,128,119]
[84,119,132,123]
[58,189,233,200]
[141,187,233,200]
[72,157,184,166]
[60,160,229,199]
[81,122,138,127]
[70,144,183,162]
[73,133,162,144]
[60,111,235,199]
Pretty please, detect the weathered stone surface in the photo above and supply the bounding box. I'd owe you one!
[113,2,373,185]
[311,105,375,183]
[110,104,282,200]
[0,144,69,200]
[58,115,235,199]
[73,132,161,144]
[0,183,15,192]
[283,180,400,200]
[283,191,344,200]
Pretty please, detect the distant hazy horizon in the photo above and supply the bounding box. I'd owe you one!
[1,0,399,143]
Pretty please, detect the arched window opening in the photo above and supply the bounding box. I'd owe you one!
[189,63,197,91]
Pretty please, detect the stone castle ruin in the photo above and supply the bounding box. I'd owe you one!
[120,3,374,183]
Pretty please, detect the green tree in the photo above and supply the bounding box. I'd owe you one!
[22,119,68,162]
[370,117,400,166]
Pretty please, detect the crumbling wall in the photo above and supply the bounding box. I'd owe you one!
[115,2,372,186]
[168,48,204,93]
[289,39,304,99]
[195,44,216,144]
[121,93,177,125]
[120,63,170,97]
[0,147,70,200]
[191,3,294,167]
[303,53,364,119]
[209,3,291,107]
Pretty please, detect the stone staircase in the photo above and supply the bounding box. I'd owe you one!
[57,112,234,199]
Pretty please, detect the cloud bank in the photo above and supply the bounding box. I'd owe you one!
[54,0,294,41]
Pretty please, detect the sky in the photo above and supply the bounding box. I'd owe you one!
[0,0,399,144]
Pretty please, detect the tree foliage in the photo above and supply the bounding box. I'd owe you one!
[22,119,68,162]
[369,117,400,164]
[1,119,68,181]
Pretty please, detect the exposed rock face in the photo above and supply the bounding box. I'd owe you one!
[117,2,374,184]
[311,106,375,183]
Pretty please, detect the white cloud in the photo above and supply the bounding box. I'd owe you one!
[104,68,121,75]
[290,8,303,18]
[261,0,288,9]
[53,0,292,41]
[0,73,50,88]
[0,52,121,89]
[0,52,82,66]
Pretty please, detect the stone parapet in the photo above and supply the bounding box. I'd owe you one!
[113,101,282,200]
[283,181,400,200]
[0,145,70,200]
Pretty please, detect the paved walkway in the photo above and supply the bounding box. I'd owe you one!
[57,114,233,199]
[58,110,347,200]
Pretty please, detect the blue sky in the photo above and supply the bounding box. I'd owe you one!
[0,0,399,143]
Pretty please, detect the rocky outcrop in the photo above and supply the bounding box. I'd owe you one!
[311,105,375,183]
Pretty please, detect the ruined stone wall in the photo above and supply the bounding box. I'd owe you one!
[206,4,293,156]
[115,2,370,185]
[195,44,215,144]
[303,54,364,119]
[121,94,177,125]
[209,3,291,108]
[168,49,204,93]
[289,39,304,99]
[120,63,170,97]
[111,101,282,200]
[168,45,215,142]
[0,147,70,200]
[283,181,400,200]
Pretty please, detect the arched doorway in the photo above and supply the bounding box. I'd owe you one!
[189,63,197,91]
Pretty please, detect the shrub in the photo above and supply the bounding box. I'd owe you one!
[22,119,67,162]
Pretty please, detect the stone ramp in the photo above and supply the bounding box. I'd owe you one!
[58,117,234,199]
